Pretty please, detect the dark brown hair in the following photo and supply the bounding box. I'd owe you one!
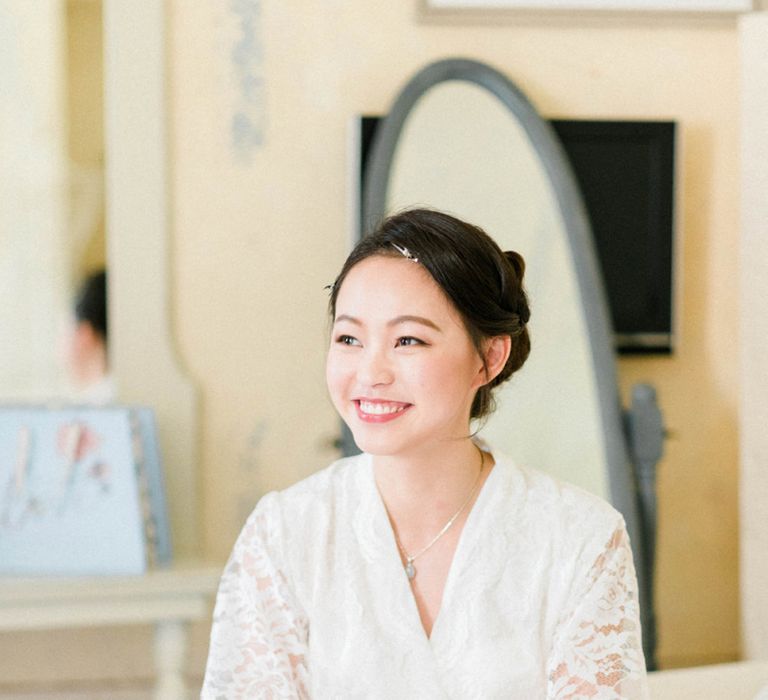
[74,269,108,341]
[329,208,530,420]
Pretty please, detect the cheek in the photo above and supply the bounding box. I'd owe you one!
[425,349,482,388]
[325,349,349,398]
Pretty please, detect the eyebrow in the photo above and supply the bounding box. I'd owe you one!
[334,314,442,332]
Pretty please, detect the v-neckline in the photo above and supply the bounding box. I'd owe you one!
[364,452,500,645]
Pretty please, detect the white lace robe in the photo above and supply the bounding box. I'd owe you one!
[202,452,649,699]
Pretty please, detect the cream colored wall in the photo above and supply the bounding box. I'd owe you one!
[615,25,741,666]
[740,13,768,661]
[170,4,740,671]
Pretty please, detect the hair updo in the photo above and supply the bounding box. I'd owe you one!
[328,208,531,421]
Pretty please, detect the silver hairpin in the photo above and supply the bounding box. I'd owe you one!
[391,243,419,263]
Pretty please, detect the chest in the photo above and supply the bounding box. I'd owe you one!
[298,529,557,699]
[397,516,465,638]
[306,577,550,699]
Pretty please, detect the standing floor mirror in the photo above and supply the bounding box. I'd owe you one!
[350,58,662,668]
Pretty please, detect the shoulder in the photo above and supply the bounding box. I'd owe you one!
[495,452,619,516]
[268,452,367,514]
[243,453,368,548]
[510,456,618,520]
[492,452,625,562]
[237,454,369,605]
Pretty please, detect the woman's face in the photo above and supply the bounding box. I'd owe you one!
[326,255,487,458]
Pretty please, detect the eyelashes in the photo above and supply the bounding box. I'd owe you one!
[396,336,424,347]
[333,335,426,348]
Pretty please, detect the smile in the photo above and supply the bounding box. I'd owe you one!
[354,400,411,423]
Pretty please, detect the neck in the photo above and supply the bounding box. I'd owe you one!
[373,439,485,528]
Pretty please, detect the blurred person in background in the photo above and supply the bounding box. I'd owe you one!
[63,269,114,404]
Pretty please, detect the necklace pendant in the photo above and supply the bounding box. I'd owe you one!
[405,560,416,580]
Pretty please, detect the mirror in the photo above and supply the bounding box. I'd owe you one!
[0,0,199,560]
[0,0,105,401]
[386,80,608,498]
[359,58,654,665]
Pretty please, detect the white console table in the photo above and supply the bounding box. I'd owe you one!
[0,564,221,699]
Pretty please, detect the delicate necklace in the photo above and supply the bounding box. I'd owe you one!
[386,447,485,582]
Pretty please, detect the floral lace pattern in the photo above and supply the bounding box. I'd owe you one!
[202,496,309,699]
[547,527,647,699]
[202,453,648,699]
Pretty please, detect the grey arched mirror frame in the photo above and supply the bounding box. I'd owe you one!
[359,57,655,666]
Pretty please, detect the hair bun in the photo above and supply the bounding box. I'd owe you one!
[502,250,530,325]
[503,250,525,280]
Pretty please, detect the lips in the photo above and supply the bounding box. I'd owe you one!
[354,399,412,423]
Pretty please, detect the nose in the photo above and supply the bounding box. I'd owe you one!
[357,346,394,387]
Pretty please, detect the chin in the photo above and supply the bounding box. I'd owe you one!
[345,424,410,458]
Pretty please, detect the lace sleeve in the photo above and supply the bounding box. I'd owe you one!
[201,497,309,699]
[546,523,649,700]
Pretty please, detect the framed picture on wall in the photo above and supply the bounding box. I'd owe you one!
[421,0,754,15]
[0,405,172,575]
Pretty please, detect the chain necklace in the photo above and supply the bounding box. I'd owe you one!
[386,447,485,582]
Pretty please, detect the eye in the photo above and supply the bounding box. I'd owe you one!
[336,334,361,346]
[396,336,424,347]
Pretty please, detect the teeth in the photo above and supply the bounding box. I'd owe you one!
[359,401,405,415]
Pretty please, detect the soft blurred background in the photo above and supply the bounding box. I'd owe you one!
[1,0,767,696]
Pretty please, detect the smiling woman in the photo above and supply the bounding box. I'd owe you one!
[202,208,649,699]
[328,254,490,464]
[325,211,519,465]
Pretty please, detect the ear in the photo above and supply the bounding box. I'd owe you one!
[482,335,512,385]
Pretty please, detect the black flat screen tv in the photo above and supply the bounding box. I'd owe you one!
[549,119,676,354]
[359,117,677,355]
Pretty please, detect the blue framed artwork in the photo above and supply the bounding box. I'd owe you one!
[0,405,171,576]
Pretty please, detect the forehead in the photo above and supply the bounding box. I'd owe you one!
[335,255,462,325]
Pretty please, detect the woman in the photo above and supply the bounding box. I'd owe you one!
[202,209,648,698]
